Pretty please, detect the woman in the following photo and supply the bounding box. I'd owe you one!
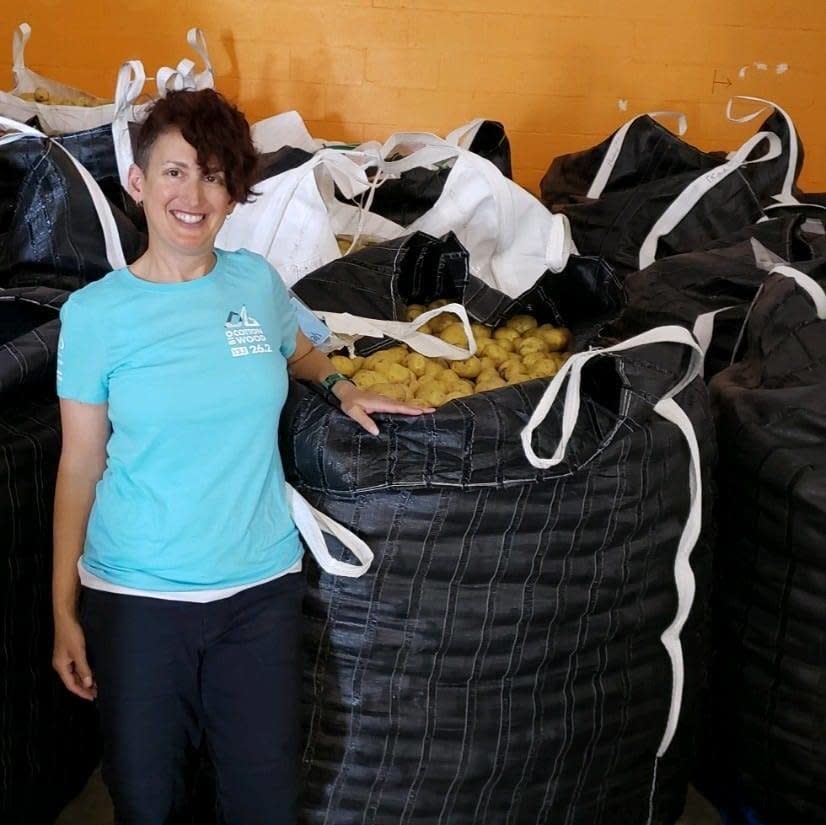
[51,89,430,824]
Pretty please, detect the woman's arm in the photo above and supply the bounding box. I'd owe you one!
[287,331,433,435]
[52,398,109,700]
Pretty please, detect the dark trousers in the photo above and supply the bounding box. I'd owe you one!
[81,573,304,825]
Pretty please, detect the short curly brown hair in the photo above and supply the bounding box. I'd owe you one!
[135,88,258,204]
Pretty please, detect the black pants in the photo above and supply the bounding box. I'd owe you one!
[81,573,304,825]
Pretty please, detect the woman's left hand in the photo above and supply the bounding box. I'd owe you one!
[333,382,434,436]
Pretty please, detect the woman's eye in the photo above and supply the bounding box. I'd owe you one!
[205,174,224,184]
[166,168,180,177]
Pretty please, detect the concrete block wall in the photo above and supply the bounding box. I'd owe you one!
[2,1,824,193]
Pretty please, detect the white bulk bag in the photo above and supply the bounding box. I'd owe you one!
[0,23,115,134]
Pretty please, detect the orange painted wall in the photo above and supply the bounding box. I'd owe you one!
[2,1,825,193]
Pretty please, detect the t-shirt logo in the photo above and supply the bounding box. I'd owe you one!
[224,305,273,358]
[225,306,260,329]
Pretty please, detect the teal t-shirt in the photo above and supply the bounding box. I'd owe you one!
[57,248,302,591]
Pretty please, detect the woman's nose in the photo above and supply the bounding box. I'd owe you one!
[181,176,204,206]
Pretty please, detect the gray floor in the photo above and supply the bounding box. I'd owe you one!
[57,767,722,824]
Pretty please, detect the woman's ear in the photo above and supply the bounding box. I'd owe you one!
[127,163,145,206]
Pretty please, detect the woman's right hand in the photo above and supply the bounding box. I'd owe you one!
[53,614,97,701]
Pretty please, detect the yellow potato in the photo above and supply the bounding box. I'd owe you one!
[451,356,482,379]
[428,299,450,309]
[438,370,461,388]
[528,358,560,379]
[478,342,509,366]
[499,357,523,375]
[476,368,501,385]
[405,352,427,377]
[475,376,507,393]
[521,352,546,369]
[415,378,442,397]
[416,384,447,407]
[539,328,572,351]
[352,370,383,390]
[371,382,409,401]
[352,356,365,371]
[405,304,426,321]
[471,323,492,339]
[502,361,529,383]
[439,322,469,348]
[364,349,406,372]
[479,356,498,372]
[418,322,433,335]
[429,313,459,334]
[444,390,473,404]
[505,314,539,333]
[520,328,545,341]
[517,337,549,357]
[497,339,515,353]
[454,379,474,395]
[423,359,449,379]
[329,355,357,377]
[34,86,51,103]
[385,363,414,384]
[494,326,520,343]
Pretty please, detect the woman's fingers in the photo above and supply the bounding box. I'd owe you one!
[346,404,380,436]
[53,653,97,701]
[357,396,435,416]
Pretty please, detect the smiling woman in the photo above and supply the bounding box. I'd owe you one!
[51,88,430,825]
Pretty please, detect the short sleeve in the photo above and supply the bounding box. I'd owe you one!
[57,298,109,403]
[268,263,299,358]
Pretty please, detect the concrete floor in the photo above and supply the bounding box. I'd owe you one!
[57,767,723,824]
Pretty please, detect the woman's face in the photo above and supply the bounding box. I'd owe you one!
[129,129,234,260]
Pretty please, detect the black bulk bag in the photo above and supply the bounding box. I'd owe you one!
[0,286,100,823]
[607,211,826,379]
[0,120,145,291]
[540,112,722,209]
[284,235,715,824]
[55,121,146,227]
[724,97,806,207]
[293,232,622,348]
[540,123,784,279]
[702,261,826,825]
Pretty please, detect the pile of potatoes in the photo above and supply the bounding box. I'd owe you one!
[328,300,573,408]
[17,87,108,107]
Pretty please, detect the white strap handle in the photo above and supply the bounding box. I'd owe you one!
[286,484,373,577]
[318,303,478,360]
[12,23,31,79]
[520,325,704,758]
[156,28,215,94]
[112,60,147,189]
[691,306,737,376]
[638,131,783,269]
[445,118,485,149]
[187,27,214,88]
[727,96,799,203]
[771,264,826,318]
[587,112,688,200]
[0,115,127,270]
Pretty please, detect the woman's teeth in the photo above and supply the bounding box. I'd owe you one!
[172,211,205,224]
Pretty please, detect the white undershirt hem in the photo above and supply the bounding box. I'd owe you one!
[78,556,303,603]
